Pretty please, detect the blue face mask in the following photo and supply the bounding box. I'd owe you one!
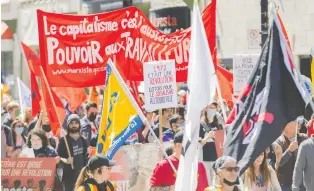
[15,127,24,135]
[32,145,42,150]
[207,109,216,118]
[179,122,185,128]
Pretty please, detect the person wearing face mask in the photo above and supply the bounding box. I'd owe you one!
[58,114,88,191]
[275,121,308,191]
[205,156,240,191]
[243,151,281,191]
[199,104,223,186]
[9,119,27,157]
[74,154,116,191]
[81,102,99,146]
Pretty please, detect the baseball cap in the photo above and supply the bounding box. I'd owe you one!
[86,154,116,171]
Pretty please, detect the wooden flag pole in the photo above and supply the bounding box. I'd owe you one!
[39,66,74,169]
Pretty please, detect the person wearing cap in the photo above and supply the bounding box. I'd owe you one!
[57,114,88,191]
[150,131,209,191]
[205,156,241,191]
[74,154,116,191]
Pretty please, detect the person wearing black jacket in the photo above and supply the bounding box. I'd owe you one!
[57,114,88,191]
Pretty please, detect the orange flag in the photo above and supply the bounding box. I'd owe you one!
[54,87,87,112]
[21,42,42,117]
[89,87,100,106]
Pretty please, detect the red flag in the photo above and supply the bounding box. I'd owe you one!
[54,87,87,112]
[22,42,66,134]
[21,42,42,117]
[216,66,234,107]
[40,74,66,134]
[21,42,41,76]
[277,12,294,69]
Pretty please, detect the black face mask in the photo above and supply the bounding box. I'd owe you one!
[42,124,51,133]
[88,113,97,122]
[223,177,240,186]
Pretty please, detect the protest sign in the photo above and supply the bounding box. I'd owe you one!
[233,54,259,95]
[1,158,56,191]
[36,4,216,87]
[214,130,225,158]
[143,60,177,111]
[109,142,170,191]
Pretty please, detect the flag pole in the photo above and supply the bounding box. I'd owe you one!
[215,79,228,122]
[108,61,177,174]
[17,77,25,116]
[39,66,74,169]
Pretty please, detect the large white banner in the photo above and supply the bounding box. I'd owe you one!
[233,54,259,95]
[143,60,178,111]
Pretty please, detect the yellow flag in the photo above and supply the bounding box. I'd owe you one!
[97,61,144,159]
[311,56,314,97]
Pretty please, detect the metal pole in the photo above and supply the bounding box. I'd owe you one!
[260,0,269,47]
[123,0,132,7]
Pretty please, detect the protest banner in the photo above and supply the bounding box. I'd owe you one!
[233,54,259,95]
[214,130,225,158]
[143,60,178,111]
[1,158,56,191]
[36,3,216,87]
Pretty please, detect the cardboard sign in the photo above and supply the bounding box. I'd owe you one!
[214,130,225,158]
[143,60,177,111]
[36,4,216,87]
[1,158,57,191]
[233,54,259,95]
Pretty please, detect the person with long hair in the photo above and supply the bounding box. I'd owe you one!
[205,156,241,191]
[244,151,281,191]
[9,119,27,157]
[199,103,223,186]
[74,154,116,191]
[20,128,59,160]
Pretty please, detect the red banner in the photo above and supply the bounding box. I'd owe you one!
[1,158,56,191]
[37,3,216,87]
[215,130,225,158]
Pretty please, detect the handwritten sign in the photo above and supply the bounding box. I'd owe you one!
[143,60,177,111]
[233,54,259,95]
[1,158,56,191]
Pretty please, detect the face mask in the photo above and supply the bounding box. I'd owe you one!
[289,137,296,142]
[207,109,216,118]
[88,113,97,122]
[223,177,240,186]
[15,127,24,135]
[179,122,185,128]
[32,144,42,150]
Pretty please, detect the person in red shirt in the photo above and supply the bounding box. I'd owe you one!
[306,114,314,137]
[150,131,208,191]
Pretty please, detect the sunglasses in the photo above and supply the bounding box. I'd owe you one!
[222,167,240,172]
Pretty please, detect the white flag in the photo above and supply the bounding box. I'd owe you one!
[175,2,217,191]
[17,77,32,114]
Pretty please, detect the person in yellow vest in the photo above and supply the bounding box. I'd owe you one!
[74,154,116,191]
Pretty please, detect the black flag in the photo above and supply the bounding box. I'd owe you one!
[224,18,306,175]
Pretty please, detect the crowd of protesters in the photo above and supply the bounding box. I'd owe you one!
[1,85,314,191]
